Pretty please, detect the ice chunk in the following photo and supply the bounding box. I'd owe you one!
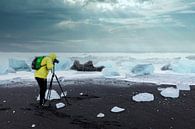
[176,83,190,91]
[102,68,120,77]
[132,93,154,102]
[96,60,116,68]
[0,64,16,75]
[37,89,60,101]
[9,58,31,71]
[31,124,36,128]
[56,58,73,71]
[60,91,67,97]
[131,64,154,76]
[170,58,195,73]
[56,102,65,109]
[160,87,179,98]
[111,106,125,113]
[97,113,105,118]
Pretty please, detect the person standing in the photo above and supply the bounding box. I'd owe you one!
[34,53,57,106]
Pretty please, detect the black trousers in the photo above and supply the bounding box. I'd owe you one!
[35,77,47,105]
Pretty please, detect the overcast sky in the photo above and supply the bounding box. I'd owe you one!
[0,0,195,52]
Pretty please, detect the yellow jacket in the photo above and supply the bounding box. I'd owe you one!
[34,53,57,79]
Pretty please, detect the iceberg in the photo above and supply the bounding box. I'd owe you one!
[9,58,31,71]
[160,87,179,98]
[131,64,154,76]
[132,93,154,102]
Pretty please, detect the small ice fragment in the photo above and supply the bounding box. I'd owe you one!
[13,111,15,114]
[160,87,179,98]
[80,93,84,96]
[60,91,67,97]
[56,102,65,109]
[111,106,125,113]
[132,93,154,102]
[97,113,105,118]
[3,100,6,103]
[31,124,36,128]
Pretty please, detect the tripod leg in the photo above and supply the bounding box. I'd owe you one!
[46,74,54,103]
[54,74,70,105]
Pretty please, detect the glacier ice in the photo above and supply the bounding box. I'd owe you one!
[166,58,195,73]
[131,64,154,76]
[55,58,73,71]
[9,58,31,72]
[132,93,154,102]
[0,63,16,75]
[97,60,120,77]
[160,87,179,98]
[96,60,117,68]
[102,67,120,77]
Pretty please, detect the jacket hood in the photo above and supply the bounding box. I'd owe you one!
[48,53,57,61]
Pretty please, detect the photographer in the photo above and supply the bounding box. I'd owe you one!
[34,53,58,106]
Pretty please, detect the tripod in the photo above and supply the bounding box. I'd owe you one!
[46,64,70,106]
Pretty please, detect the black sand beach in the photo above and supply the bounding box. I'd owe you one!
[0,82,195,129]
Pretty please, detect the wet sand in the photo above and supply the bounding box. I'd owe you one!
[0,82,195,129]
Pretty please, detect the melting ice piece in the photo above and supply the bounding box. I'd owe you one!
[132,93,154,102]
[160,87,179,98]
[176,83,190,91]
[56,102,65,109]
[31,124,36,128]
[97,113,105,118]
[111,106,125,113]
[37,89,60,101]
[60,91,67,97]
[80,92,84,96]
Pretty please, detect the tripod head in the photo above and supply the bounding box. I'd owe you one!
[51,59,59,74]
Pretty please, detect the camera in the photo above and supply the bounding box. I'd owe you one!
[54,59,59,64]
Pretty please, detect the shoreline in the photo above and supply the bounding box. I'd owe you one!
[0,83,195,129]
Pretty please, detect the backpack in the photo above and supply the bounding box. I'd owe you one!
[31,56,45,70]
